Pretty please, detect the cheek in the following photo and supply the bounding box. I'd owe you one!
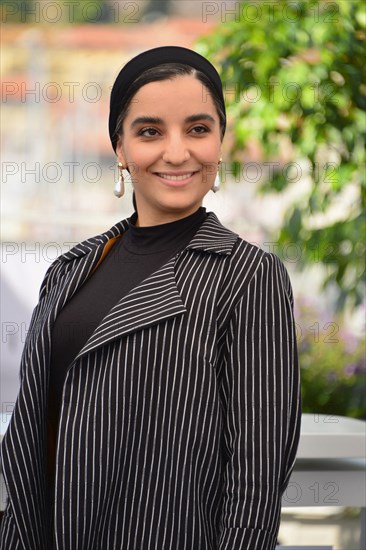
[125,144,156,167]
[123,149,145,177]
[199,135,221,156]
[198,141,221,184]
[124,147,157,184]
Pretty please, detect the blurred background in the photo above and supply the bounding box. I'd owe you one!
[1,0,365,547]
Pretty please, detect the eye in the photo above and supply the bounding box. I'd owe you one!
[190,125,210,134]
[138,127,160,137]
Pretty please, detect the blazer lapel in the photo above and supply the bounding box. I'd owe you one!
[73,253,187,360]
[57,211,239,361]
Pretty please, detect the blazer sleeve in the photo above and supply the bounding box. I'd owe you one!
[218,252,301,550]
[18,257,65,382]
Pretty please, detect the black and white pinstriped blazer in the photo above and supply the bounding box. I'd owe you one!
[0,211,301,550]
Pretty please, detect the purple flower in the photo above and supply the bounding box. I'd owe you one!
[344,363,357,377]
[354,361,366,375]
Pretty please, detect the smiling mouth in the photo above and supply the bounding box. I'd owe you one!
[156,172,197,181]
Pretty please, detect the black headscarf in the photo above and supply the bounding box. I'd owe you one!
[108,46,225,153]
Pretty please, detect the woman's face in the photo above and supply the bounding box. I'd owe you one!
[116,75,222,226]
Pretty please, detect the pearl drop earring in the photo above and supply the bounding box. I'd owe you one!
[211,159,222,193]
[114,162,124,198]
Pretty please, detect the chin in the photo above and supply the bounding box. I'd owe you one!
[159,197,201,212]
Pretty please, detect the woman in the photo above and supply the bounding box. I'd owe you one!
[0,46,301,550]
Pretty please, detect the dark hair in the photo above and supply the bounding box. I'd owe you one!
[114,63,226,141]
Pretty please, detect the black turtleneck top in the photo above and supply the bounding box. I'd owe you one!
[49,206,207,416]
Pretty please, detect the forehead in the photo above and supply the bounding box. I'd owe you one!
[126,75,218,116]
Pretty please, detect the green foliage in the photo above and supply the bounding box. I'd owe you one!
[296,297,366,418]
[197,0,366,309]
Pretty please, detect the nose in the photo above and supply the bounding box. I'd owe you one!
[162,134,190,165]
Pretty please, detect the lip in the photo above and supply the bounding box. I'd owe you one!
[154,170,199,186]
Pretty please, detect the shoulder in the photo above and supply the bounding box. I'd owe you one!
[58,216,131,264]
[232,238,290,280]
[38,215,132,299]
[219,232,294,311]
[199,211,290,290]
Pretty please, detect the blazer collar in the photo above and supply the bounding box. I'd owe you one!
[185,211,239,255]
[50,212,239,360]
[59,210,239,264]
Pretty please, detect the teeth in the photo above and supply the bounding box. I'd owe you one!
[158,173,193,181]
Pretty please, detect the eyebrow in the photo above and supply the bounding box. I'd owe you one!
[130,113,216,129]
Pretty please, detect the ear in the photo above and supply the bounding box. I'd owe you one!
[116,140,126,167]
